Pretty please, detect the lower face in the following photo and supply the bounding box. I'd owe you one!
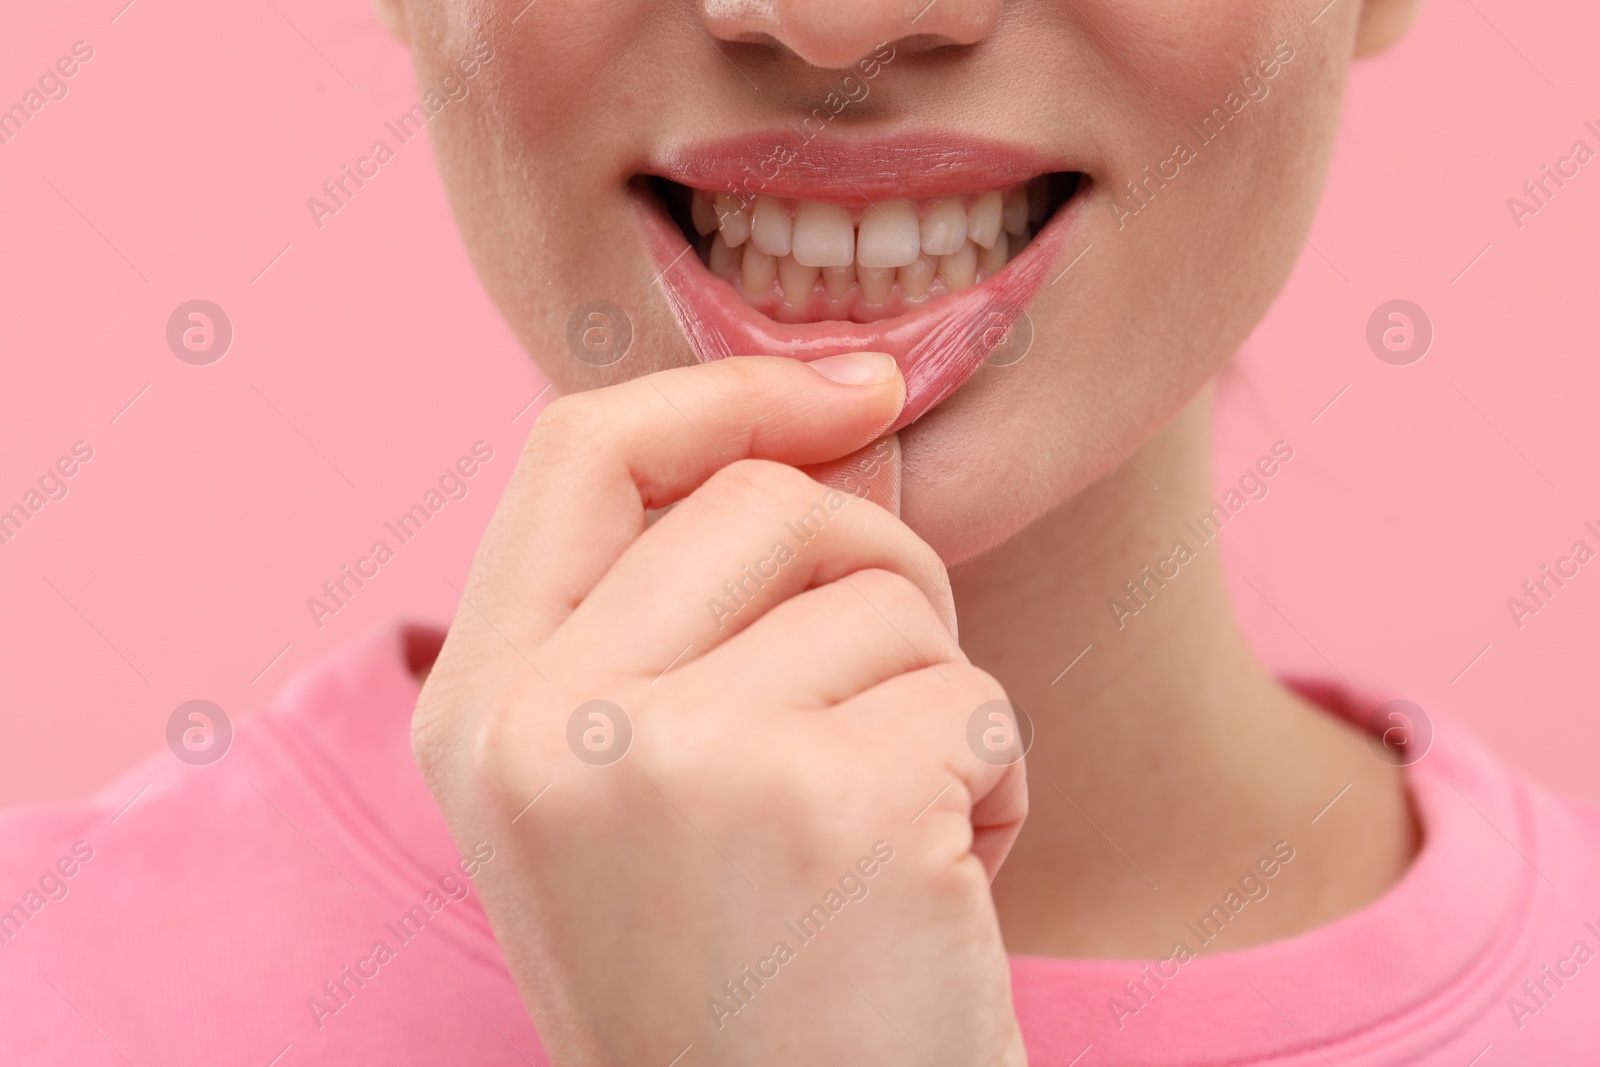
[413,1,1357,563]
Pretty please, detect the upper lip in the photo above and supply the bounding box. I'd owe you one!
[650,129,1071,201]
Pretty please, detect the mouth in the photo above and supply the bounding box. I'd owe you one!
[632,132,1089,430]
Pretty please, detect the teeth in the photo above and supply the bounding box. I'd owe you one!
[1002,192,1029,236]
[709,233,739,277]
[823,264,855,300]
[856,200,920,268]
[792,202,855,267]
[979,232,1008,278]
[691,191,719,236]
[750,197,792,257]
[1009,226,1032,262]
[742,244,777,295]
[715,193,751,247]
[689,178,1049,310]
[778,254,820,306]
[858,265,895,305]
[920,198,968,256]
[938,241,978,290]
[899,256,936,300]
[967,190,1003,250]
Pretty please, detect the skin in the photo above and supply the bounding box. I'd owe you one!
[382,0,1426,1060]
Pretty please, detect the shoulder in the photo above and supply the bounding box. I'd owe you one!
[0,620,541,1065]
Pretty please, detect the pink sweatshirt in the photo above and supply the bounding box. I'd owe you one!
[2,621,1597,1065]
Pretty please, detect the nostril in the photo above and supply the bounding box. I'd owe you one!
[698,0,1001,71]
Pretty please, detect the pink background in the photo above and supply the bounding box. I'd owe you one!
[1,0,1595,809]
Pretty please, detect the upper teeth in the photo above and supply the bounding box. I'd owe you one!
[693,178,1045,309]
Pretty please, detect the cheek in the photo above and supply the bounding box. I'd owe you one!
[901,3,1355,559]
[1077,0,1351,389]
[1073,0,1347,214]
[418,1,704,395]
[412,2,665,393]
[416,2,634,157]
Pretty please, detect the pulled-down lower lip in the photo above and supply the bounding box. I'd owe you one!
[633,133,1088,431]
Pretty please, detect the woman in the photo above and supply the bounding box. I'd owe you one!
[4,0,1596,1063]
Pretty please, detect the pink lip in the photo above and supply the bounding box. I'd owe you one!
[655,130,1062,203]
[636,132,1085,431]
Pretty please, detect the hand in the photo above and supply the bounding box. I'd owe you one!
[413,353,1029,1066]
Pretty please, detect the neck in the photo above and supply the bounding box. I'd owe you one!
[955,388,1415,957]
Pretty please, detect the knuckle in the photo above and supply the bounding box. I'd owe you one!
[468,672,554,813]
[845,565,921,604]
[701,458,821,518]
[846,567,950,642]
[892,531,954,611]
[950,662,1009,704]
[713,352,785,401]
[840,560,958,660]
[521,393,605,465]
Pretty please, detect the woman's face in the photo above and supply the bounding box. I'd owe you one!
[385,0,1389,562]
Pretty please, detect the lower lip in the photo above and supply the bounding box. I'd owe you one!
[634,186,1081,432]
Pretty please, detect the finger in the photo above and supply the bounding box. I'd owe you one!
[545,458,952,678]
[803,433,901,518]
[671,567,964,709]
[639,433,898,532]
[833,666,1030,882]
[465,353,904,646]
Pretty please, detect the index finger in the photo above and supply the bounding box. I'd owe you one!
[465,352,905,648]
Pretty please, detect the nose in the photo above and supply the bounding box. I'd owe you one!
[698,0,1002,70]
